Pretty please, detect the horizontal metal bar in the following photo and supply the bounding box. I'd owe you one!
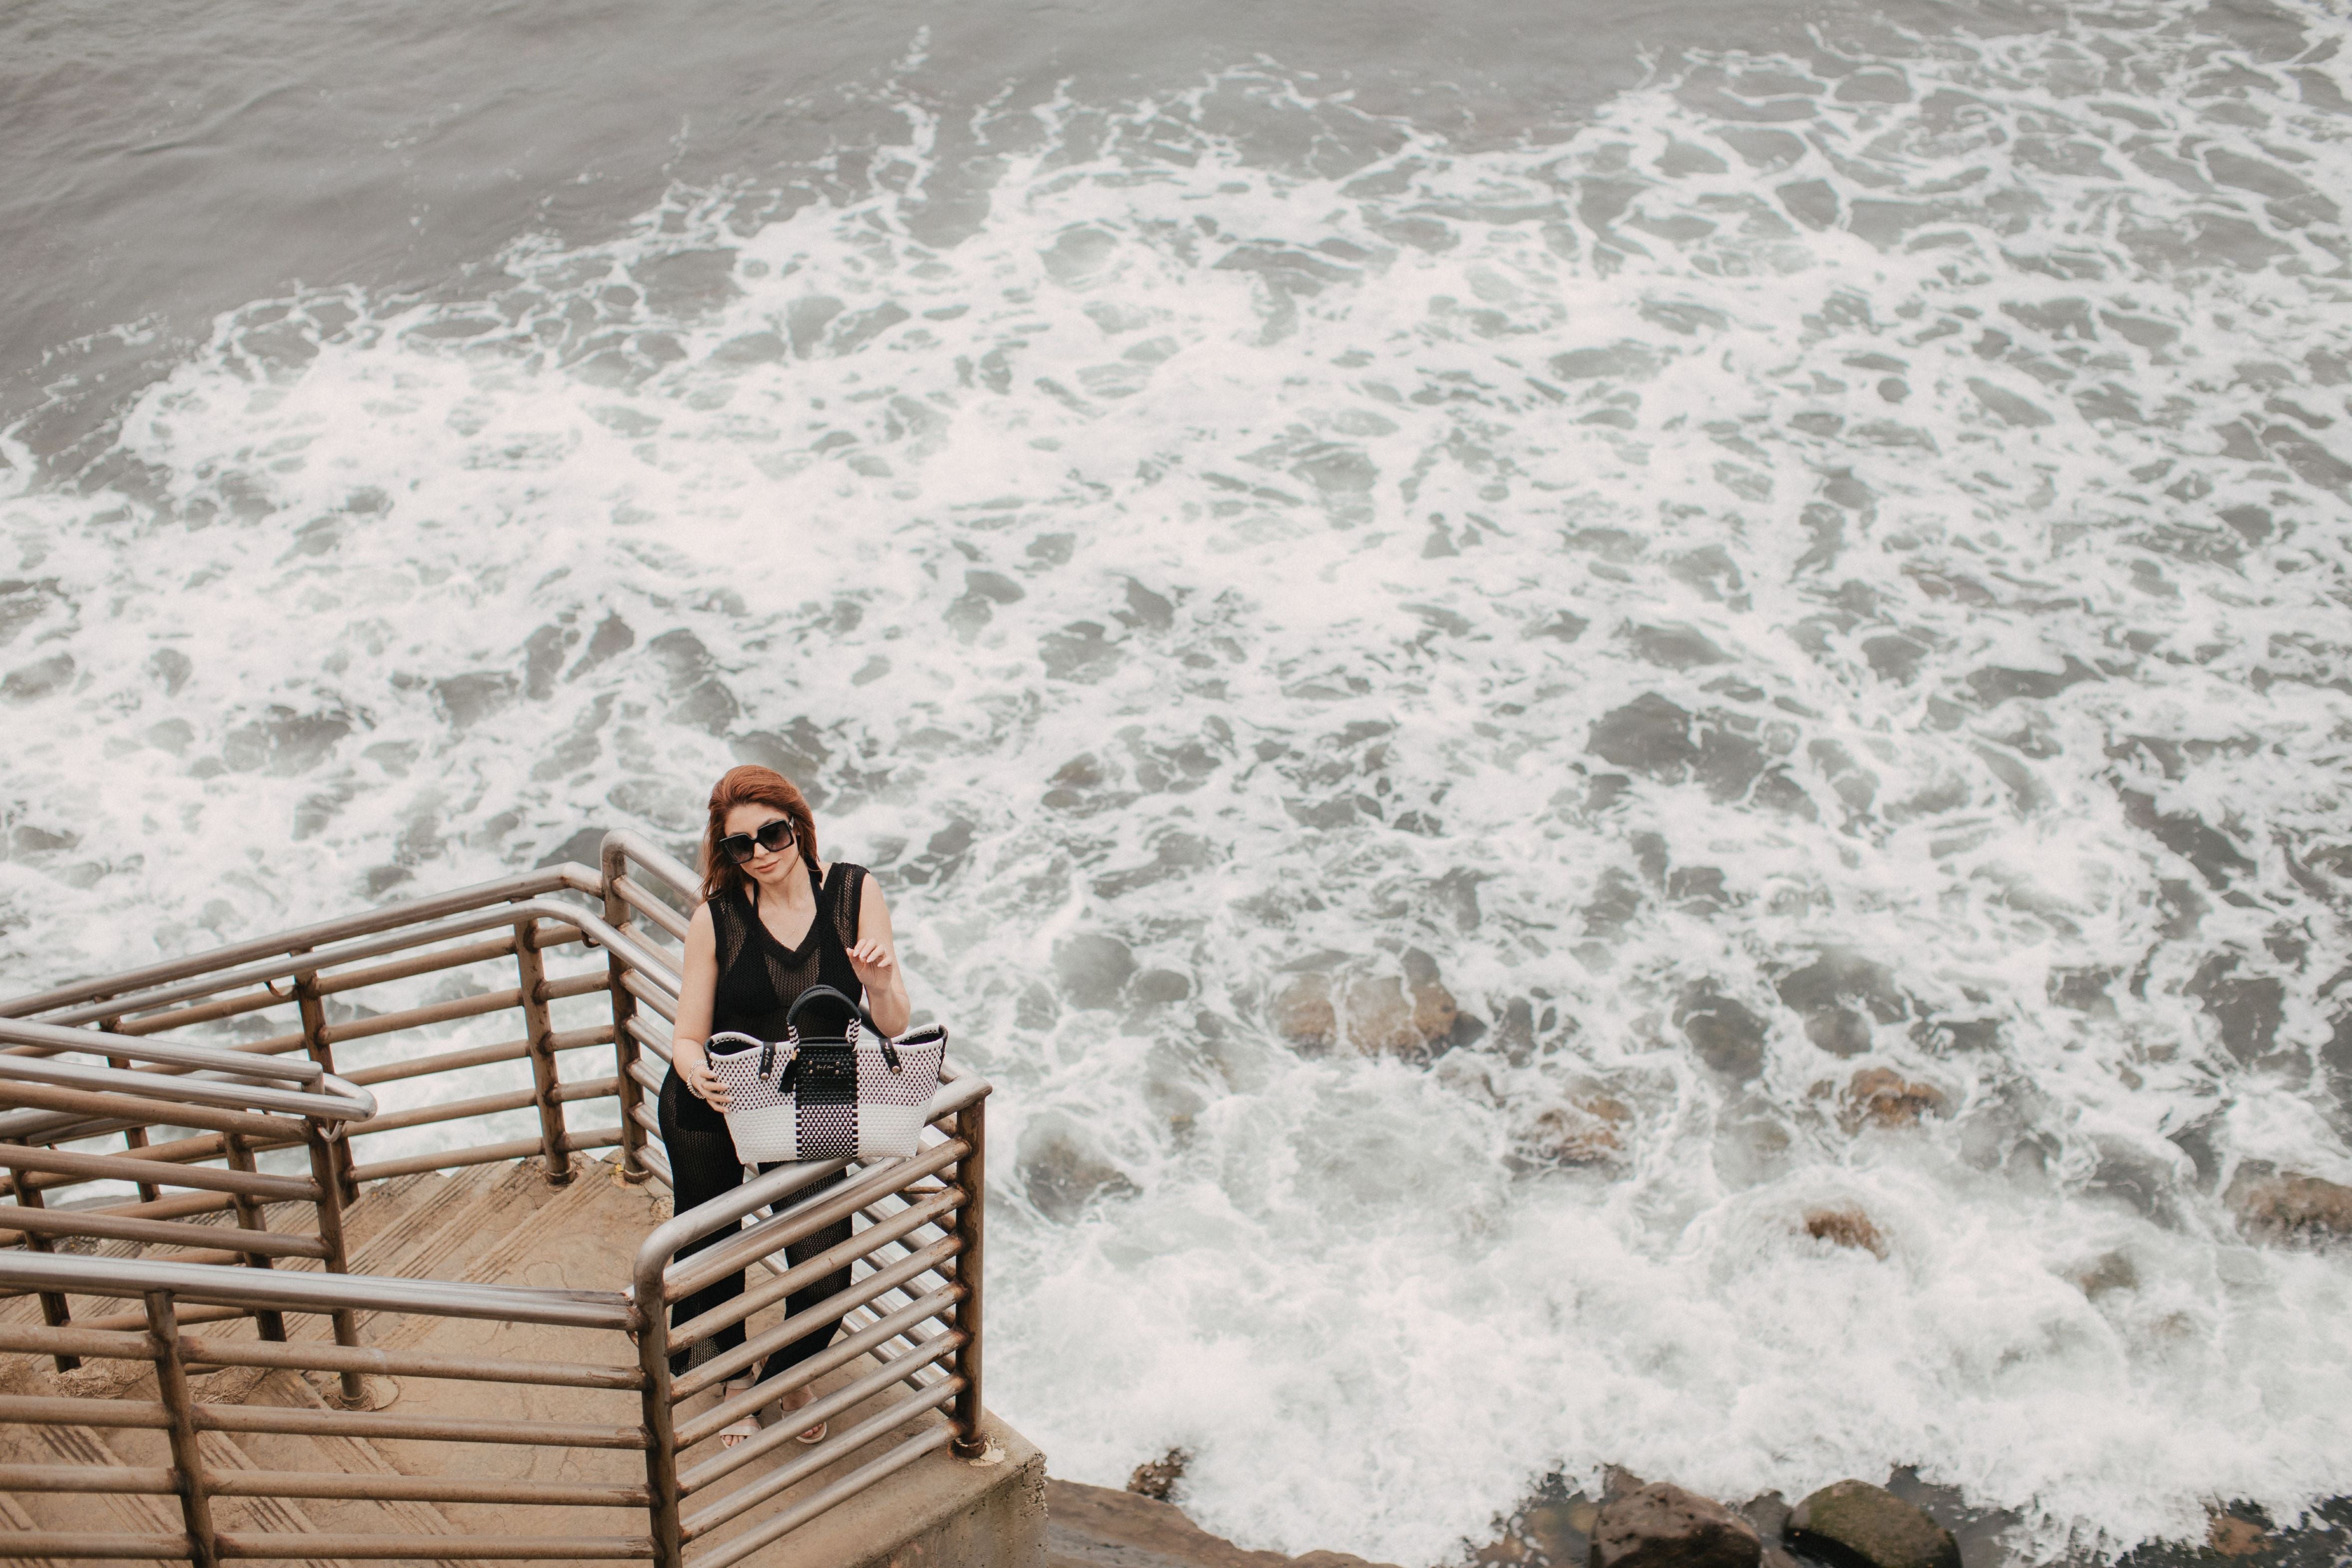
[321,986,522,1045]
[667,1184,963,1322]
[198,1404,648,1449]
[612,878,689,941]
[0,1204,329,1258]
[0,1047,367,1124]
[620,970,677,1022]
[109,987,290,1035]
[0,864,599,1020]
[314,932,521,996]
[0,1021,323,1085]
[539,970,609,1003]
[0,1248,633,1329]
[344,1127,621,1183]
[554,1076,620,1104]
[623,1013,673,1062]
[0,1322,160,1360]
[0,1080,308,1147]
[0,1144,316,1201]
[55,1300,253,1333]
[0,1463,180,1494]
[549,1022,616,1051]
[672,1235,962,1400]
[180,1333,644,1391]
[673,1283,962,1446]
[0,1532,192,1559]
[680,1331,962,1493]
[22,896,626,1041]
[345,1085,536,1136]
[624,1056,666,1098]
[0,1394,171,1428]
[215,1533,652,1561]
[682,1353,961,1507]
[636,1142,672,1187]
[702,1421,956,1568]
[343,1034,530,1087]
[209,1471,649,1507]
[662,1141,965,1300]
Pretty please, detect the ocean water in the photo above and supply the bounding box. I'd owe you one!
[5,0,2352,1562]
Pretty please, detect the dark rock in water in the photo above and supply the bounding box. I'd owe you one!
[1590,693,1701,776]
[1271,974,1337,1049]
[1678,986,1768,1080]
[1055,934,1136,1009]
[2230,1171,2352,1241]
[1803,1208,1888,1258]
[2185,954,2284,1061]
[1844,1069,1945,1129]
[1786,1481,1958,1568]
[1018,1129,1138,1223]
[1129,1448,1192,1501]
[1591,1482,1762,1568]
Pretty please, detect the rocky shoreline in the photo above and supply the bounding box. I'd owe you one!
[1045,1460,2352,1568]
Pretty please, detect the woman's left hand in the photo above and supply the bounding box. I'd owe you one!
[847,937,895,987]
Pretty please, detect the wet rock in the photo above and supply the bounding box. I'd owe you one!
[1803,1208,1888,1258]
[1342,975,1447,1056]
[1845,1068,1946,1129]
[1129,1448,1191,1501]
[1591,1482,1762,1568]
[1678,986,1768,1081]
[1527,1095,1634,1165]
[1626,623,1731,669]
[1055,935,1137,1010]
[1042,621,1124,682]
[1590,693,1701,775]
[1019,1129,1138,1223]
[1271,975,1337,1049]
[2231,1171,2352,1241]
[1785,1481,1958,1568]
[2186,955,2284,1061]
[3,652,75,702]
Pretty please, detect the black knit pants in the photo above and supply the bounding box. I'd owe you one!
[658,1070,853,1387]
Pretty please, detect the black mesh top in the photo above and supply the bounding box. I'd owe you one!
[670,860,867,1134]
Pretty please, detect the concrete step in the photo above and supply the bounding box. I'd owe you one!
[1044,1480,1402,1568]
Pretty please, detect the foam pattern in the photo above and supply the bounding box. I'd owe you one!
[4,5,2352,1560]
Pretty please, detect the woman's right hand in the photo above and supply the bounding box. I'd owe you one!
[676,1047,731,1112]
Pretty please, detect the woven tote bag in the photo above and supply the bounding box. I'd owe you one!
[704,985,947,1163]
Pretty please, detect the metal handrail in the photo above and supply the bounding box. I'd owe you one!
[0,826,992,1568]
[0,1250,631,1330]
[0,863,604,1021]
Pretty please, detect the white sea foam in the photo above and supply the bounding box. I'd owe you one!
[6,3,2352,1560]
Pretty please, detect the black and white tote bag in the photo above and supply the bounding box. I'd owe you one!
[704,985,946,1162]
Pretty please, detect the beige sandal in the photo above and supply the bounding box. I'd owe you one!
[718,1376,762,1449]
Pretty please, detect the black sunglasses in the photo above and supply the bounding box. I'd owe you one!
[717,819,796,864]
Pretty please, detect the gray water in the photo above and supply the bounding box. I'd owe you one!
[4,0,2352,1561]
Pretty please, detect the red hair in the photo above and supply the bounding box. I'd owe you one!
[699,765,820,906]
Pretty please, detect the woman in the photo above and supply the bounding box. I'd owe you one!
[663,764,912,1450]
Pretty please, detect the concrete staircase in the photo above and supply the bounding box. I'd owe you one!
[1,1156,1042,1568]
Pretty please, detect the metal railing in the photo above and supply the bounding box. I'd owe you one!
[0,830,991,1568]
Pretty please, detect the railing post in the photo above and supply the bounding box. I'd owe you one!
[948,1093,988,1458]
[221,1133,289,1342]
[7,1161,78,1370]
[146,1289,220,1568]
[515,919,573,1186]
[302,1124,369,1406]
[292,960,357,1205]
[99,1014,162,1205]
[603,853,651,1184]
[634,1298,685,1568]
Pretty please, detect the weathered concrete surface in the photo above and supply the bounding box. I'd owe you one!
[1045,1479,1401,1568]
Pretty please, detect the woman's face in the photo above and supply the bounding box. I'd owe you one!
[722,802,799,886]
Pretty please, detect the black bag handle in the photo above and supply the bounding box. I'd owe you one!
[785,984,864,1043]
